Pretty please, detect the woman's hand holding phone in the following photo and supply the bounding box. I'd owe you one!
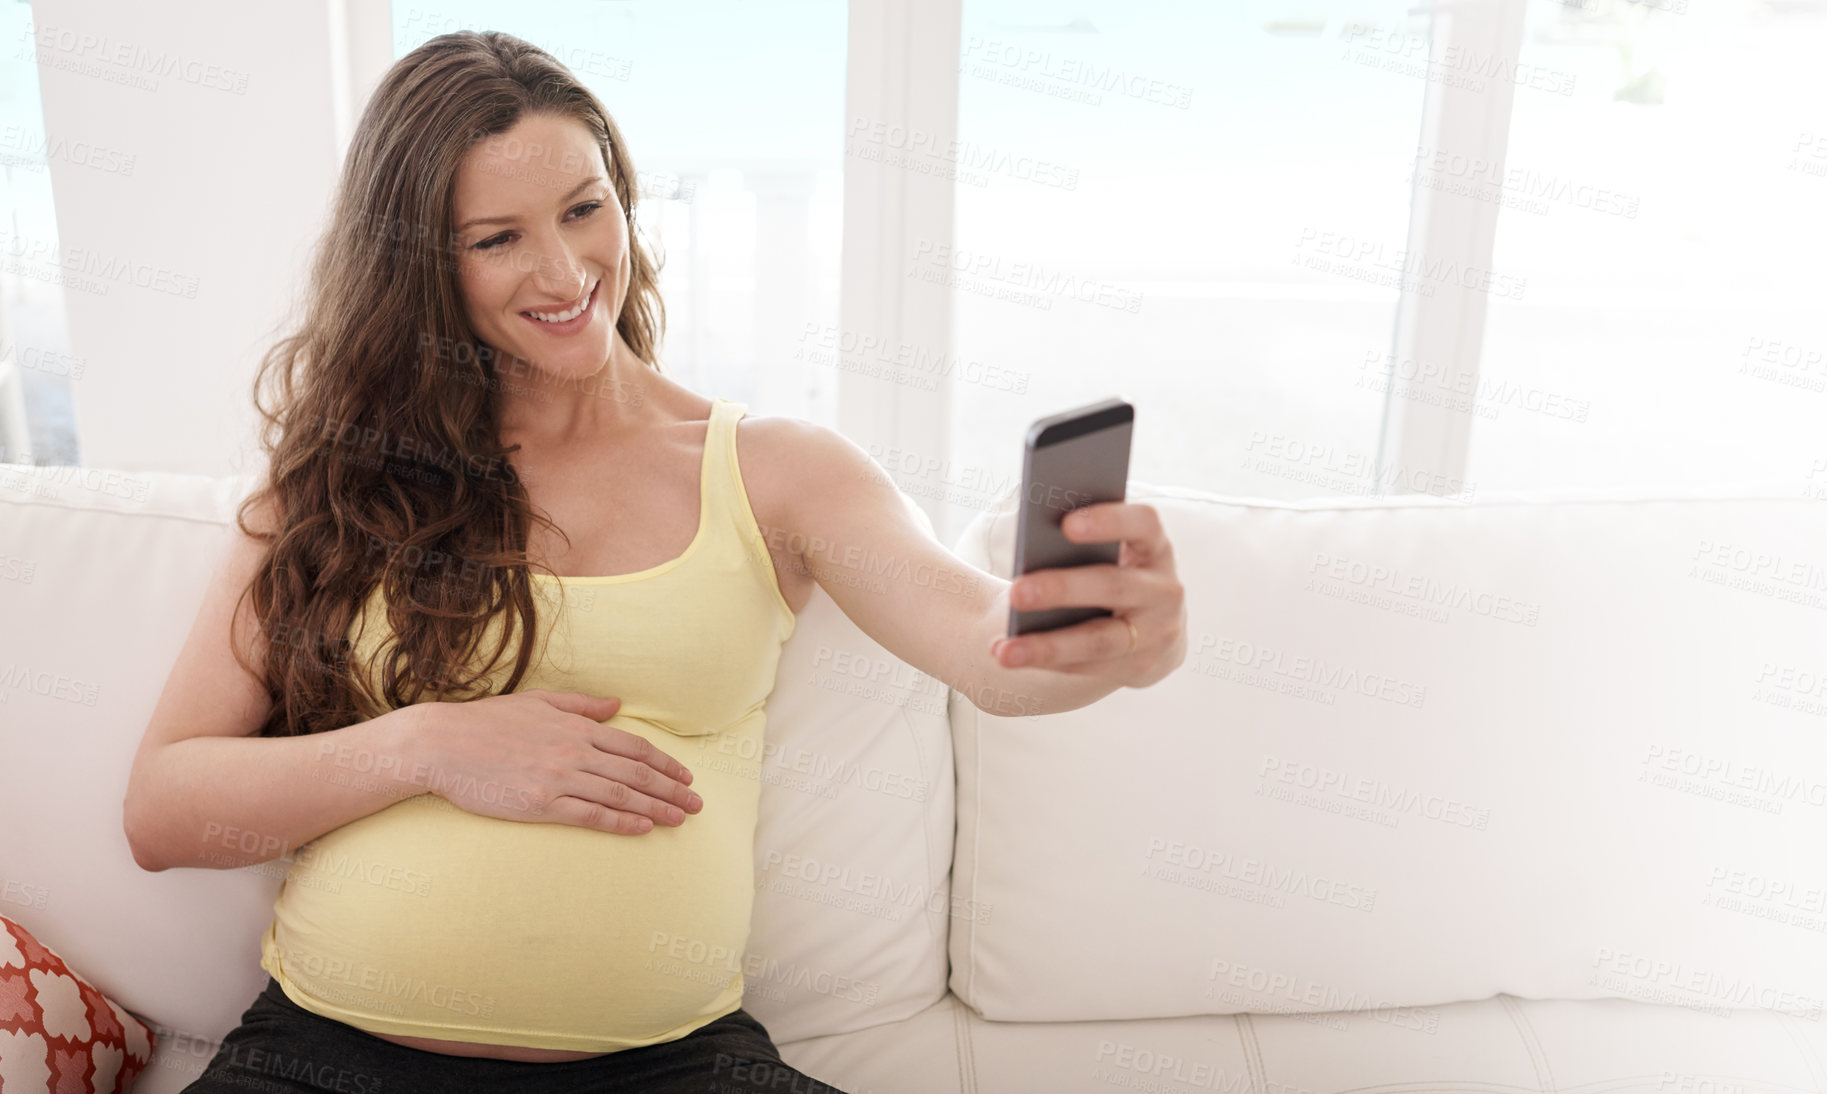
[413,689,703,835]
[989,501,1187,687]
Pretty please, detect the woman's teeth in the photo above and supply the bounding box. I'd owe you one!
[524,281,596,323]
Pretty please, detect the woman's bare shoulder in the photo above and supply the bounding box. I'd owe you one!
[729,411,846,475]
[729,412,811,527]
[730,413,891,527]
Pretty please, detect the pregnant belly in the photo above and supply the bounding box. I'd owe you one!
[261,746,762,1055]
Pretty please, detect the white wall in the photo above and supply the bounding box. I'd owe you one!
[31,0,361,476]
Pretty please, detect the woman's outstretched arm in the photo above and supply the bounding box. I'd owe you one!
[736,417,1187,719]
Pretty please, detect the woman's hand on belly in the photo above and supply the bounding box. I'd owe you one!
[405,688,703,834]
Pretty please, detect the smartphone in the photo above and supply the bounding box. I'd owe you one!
[1007,397,1134,638]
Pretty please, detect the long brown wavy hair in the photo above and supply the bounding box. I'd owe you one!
[232,31,666,738]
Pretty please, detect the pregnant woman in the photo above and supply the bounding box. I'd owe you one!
[122,29,1185,1094]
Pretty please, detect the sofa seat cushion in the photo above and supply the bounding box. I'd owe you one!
[779,991,970,1093]
[778,990,1827,1094]
[969,992,1827,1093]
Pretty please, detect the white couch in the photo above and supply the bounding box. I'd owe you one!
[3,461,1825,1093]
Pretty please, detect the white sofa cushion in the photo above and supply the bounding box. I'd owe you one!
[0,467,272,1048]
[948,483,1827,1023]
[0,463,952,1050]
[778,991,1827,1094]
[945,993,1827,1094]
[732,576,956,1043]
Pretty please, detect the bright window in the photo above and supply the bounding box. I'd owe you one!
[1470,0,1827,494]
[0,4,81,466]
[937,0,1431,527]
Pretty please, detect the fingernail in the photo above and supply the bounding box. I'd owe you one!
[688,792,703,809]
[1006,644,1028,667]
[681,768,694,784]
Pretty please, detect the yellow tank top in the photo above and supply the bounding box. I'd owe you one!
[258,396,798,1052]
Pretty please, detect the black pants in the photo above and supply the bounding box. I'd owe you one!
[182,977,850,1093]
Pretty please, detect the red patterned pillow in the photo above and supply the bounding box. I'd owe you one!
[0,915,154,1092]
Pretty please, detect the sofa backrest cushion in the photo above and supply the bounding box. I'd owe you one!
[947,482,1827,1022]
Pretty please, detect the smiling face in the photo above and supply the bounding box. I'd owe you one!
[450,111,632,385]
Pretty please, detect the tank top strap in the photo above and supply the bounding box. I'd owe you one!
[699,397,767,561]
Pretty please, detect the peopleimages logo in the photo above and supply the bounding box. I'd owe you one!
[1294,227,1528,300]
[1090,1041,1316,1094]
[1141,838,1379,911]
[0,232,200,299]
[758,851,995,924]
[0,124,137,176]
[269,942,495,1019]
[1736,334,1827,395]
[958,37,1195,110]
[1640,744,1827,811]
[0,663,101,707]
[1691,540,1827,586]
[797,322,1031,394]
[906,240,1142,313]
[1204,958,1440,1032]
[1688,538,1827,611]
[1751,661,1827,718]
[20,23,252,94]
[1243,430,1476,501]
[1307,552,1541,626]
[645,931,883,1006]
[1257,754,1491,830]
[846,116,1081,190]
[1706,866,1826,914]
[1405,145,1639,219]
[1590,947,1822,1019]
[1338,22,1577,96]
[1191,634,1429,708]
[1360,350,1592,423]
[715,723,934,804]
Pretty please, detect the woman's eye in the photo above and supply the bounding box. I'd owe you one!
[471,203,604,251]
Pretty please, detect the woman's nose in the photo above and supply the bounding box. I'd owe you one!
[525,239,586,299]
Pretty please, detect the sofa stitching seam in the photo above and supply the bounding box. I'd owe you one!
[1498,993,1555,1092]
[1234,1012,1266,1091]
